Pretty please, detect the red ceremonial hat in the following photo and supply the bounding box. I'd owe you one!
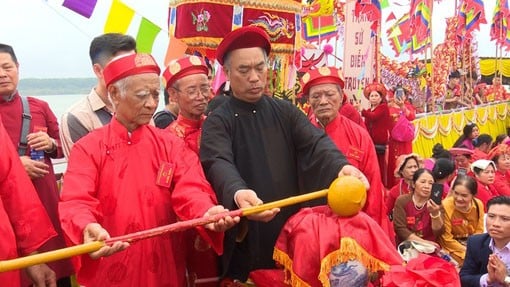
[300,67,345,98]
[363,82,387,99]
[216,26,271,65]
[103,53,161,87]
[162,55,209,89]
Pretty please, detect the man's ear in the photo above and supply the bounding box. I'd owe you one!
[93,63,103,79]
[108,84,120,106]
[167,88,178,103]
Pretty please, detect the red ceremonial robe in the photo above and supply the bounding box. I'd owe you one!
[493,170,510,196]
[59,118,223,287]
[0,93,74,283]
[166,114,219,287]
[387,104,415,188]
[311,114,390,233]
[474,179,499,212]
[0,117,57,287]
[274,206,403,287]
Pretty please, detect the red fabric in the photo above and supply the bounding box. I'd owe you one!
[103,53,160,87]
[474,179,499,212]
[0,94,74,283]
[274,206,403,287]
[59,118,223,287]
[0,117,57,287]
[300,67,344,96]
[387,104,415,187]
[249,269,288,287]
[166,114,218,287]
[340,102,366,129]
[382,254,461,287]
[216,26,271,65]
[493,170,510,196]
[386,179,412,215]
[471,149,488,162]
[362,103,391,145]
[485,84,509,101]
[363,82,387,99]
[166,114,206,154]
[311,114,389,233]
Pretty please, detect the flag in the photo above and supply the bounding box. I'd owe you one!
[62,0,97,18]
[456,0,486,41]
[386,13,411,55]
[386,12,396,22]
[410,0,432,43]
[136,17,161,53]
[490,0,510,49]
[104,0,135,34]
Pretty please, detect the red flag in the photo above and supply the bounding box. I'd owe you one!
[386,12,397,22]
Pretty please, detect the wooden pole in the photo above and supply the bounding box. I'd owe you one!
[0,189,329,273]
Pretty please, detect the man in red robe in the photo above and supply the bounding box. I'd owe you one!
[58,53,239,287]
[0,116,58,287]
[0,43,74,286]
[162,55,218,286]
[301,66,391,236]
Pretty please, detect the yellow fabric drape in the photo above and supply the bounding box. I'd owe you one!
[412,102,510,158]
[479,58,510,77]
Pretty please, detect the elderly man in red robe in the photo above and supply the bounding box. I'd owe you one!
[0,116,58,287]
[58,53,239,287]
[301,67,391,236]
[162,56,219,286]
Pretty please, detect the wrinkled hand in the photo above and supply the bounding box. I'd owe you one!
[337,165,370,190]
[84,223,129,260]
[25,262,56,287]
[487,254,508,284]
[235,189,279,222]
[19,156,49,179]
[27,131,55,152]
[203,205,240,232]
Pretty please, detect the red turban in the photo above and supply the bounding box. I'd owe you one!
[103,53,161,87]
[488,143,510,161]
[300,67,345,100]
[216,26,271,65]
[162,55,208,89]
[363,82,387,99]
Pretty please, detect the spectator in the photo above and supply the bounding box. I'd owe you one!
[431,158,456,196]
[60,33,136,158]
[471,159,499,211]
[471,134,493,161]
[393,168,443,247]
[438,175,484,266]
[387,153,421,217]
[488,144,510,196]
[460,196,510,287]
[423,143,452,171]
[153,89,179,129]
[453,123,480,149]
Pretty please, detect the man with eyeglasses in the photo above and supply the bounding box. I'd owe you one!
[163,55,211,154]
[162,55,219,286]
[301,67,390,235]
[200,26,369,284]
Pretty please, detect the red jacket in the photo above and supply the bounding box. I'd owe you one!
[362,103,391,145]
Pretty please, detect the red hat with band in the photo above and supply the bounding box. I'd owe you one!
[216,26,271,66]
[162,55,209,90]
[300,67,346,101]
[103,53,161,87]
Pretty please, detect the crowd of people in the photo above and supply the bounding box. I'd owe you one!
[0,26,509,287]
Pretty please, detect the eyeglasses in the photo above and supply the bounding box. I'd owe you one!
[174,85,211,99]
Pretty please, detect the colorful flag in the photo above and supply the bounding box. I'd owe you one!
[136,17,161,54]
[410,0,432,43]
[62,0,97,18]
[104,0,135,34]
[355,0,382,30]
[456,0,486,40]
[386,13,411,55]
[490,0,510,49]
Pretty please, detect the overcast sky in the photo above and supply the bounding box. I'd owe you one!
[0,0,500,79]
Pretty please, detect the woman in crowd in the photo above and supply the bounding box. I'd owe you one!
[386,153,421,217]
[387,86,416,188]
[438,175,484,266]
[431,158,456,196]
[452,123,479,149]
[450,147,473,176]
[471,159,499,211]
[361,82,392,186]
[488,144,510,196]
[490,133,509,149]
[393,169,444,248]
[471,134,493,162]
[423,143,451,171]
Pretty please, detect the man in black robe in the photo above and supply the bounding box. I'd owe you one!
[200,26,369,283]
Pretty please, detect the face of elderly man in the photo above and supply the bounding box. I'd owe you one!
[0,51,19,98]
[170,73,210,120]
[109,73,160,131]
[308,83,343,125]
[224,47,268,103]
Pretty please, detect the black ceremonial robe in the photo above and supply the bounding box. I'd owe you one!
[200,95,349,280]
